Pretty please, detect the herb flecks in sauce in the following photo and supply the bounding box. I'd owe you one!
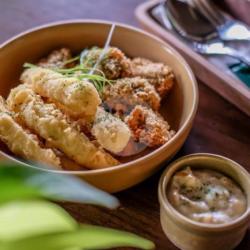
[168,167,247,224]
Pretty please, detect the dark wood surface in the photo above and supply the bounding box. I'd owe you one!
[0,0,249,249]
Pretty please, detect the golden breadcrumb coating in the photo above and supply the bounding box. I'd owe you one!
[7,85,119,169]
[123,58,175,97]
[83,47,174,97]
[21,67,101,120]
[84,47,129,79]
[125,105,175,147]
[38,48,73,69]
[0,97,61,167]
[103,77,161,114]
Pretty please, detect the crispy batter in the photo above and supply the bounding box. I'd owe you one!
[125,105,175,147]
[103,77,161,114]
[84,47,129,79]
[74,107,131,153]
[7,85,119,169]
[91,107,131,153]
[21,67,101,120]
[123,58,175,97]
[38,48,73,69]
[0,96,61,167]
[51,148,86,171]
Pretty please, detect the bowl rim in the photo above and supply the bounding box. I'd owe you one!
[158,153,250,232]
[0,19,198,175]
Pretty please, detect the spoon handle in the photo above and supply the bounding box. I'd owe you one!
[226,51,250,67]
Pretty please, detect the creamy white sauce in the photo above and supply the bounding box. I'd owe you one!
[167,167,247,224]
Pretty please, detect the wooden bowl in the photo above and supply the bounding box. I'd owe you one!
[0,20,198,192]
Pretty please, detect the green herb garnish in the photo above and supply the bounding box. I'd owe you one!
[23,62,37,69]
[61,55,80,66]
[23,62,113,94]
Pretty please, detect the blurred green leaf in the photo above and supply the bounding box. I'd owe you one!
[0,163,119,209]
[0,163,155,250]
[2,226,154,250]
[0,201,76,241]
[0,201,154,250]
[0,179,43,203]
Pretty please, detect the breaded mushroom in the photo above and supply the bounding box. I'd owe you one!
[125,105,175,147]
[21,67,101,120]
[102,77,161,114]
[0,96,61,168]
[83,47,129,79]
[123,58,175,97]
[7,85,119,169]
[38,48,73,69]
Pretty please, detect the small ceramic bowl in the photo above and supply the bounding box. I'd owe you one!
[158,153,250,250]
[0,20,198,192]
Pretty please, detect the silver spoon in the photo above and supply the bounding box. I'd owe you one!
[161,3,250,66]
[192,41,250,66]
[163,0,217,42]
[192,0,250,41]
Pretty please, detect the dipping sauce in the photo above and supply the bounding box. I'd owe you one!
[167,167,247,224]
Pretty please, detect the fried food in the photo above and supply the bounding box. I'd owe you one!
[0,97,61,167]
[83,47,174,97]
[83,47,129,79]
[21,67,101,119]
[125,105,175,147]
[3,44,177,169]
[38,48,73,69]
[123,58,175,97]
[91,107,131,153]
[102,77,160,114]
[7,85,119,169]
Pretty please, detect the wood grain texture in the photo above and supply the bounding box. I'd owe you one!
[220,0,250,25]
[0,0,249,249]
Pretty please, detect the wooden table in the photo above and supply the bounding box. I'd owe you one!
[0,0,249,249]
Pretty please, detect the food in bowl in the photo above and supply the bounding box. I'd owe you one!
[167,167,247,224]
[0,46,176,170]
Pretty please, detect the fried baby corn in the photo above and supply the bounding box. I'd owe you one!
[123,58,175,97]
[21,67,101,119]
[0,97,61,167]
[103,77,161,114]
[125,105,175,147]
[22,68,131,153]
[7,85,119,169]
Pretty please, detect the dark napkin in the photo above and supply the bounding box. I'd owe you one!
[229,63,250,88]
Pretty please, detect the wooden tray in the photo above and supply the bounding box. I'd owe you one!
[135,0,250,116]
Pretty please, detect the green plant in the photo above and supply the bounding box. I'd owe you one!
[0,163,155,250]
